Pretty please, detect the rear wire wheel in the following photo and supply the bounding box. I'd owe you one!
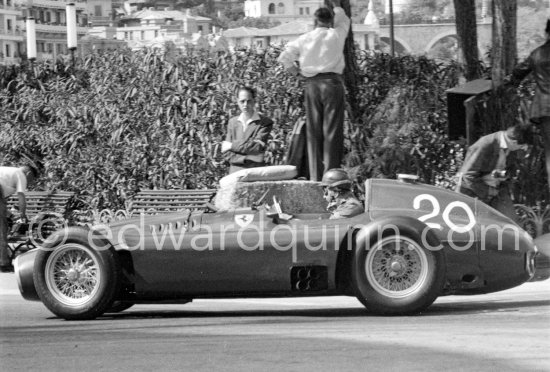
[353,233,445,315]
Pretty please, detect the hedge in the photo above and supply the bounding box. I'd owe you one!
[0,46,545,212]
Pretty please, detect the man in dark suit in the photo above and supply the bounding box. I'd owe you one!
[455,126,530,223]
[222,86,273,174]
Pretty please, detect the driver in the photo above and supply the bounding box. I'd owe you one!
[320,168,364,219]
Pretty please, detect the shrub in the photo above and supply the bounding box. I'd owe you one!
[0,47,544,211]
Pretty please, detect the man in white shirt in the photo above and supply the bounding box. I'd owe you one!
[278,0,350,181]
[222,86,273,174]
[0,165,37,272]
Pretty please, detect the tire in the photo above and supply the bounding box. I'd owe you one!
[106,301,134,313]
[33,228,121,320]
[352,232,445,315]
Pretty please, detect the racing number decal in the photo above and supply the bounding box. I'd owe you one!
[413,194,441,229]
[413,194,476,232]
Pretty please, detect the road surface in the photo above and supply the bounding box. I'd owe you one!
[1,272,549,371]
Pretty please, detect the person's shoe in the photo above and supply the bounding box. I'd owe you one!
[0,264,14,273]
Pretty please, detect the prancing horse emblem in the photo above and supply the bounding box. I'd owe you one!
[235,214,254,228]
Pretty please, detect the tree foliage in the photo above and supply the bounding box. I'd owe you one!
[0,47,544,212]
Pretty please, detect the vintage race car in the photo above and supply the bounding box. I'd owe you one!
[14,178,549,320]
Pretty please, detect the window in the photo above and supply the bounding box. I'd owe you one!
[306,8,310,15]
[268,3,275,14]
[7,19,12,31]
[277,2,285,14]
[154,30,159,38]
[124,32,129,40]
[140,31,144,40]
[94,5,102,17]
[198,25,203,33]
[5,44,10,57]
[299,7,303,15]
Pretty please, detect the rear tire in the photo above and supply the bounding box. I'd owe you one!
[34,228,121,320]
[352,233,445,315]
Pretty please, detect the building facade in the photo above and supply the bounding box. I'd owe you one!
[244,0,323,22]
[102,8,211,49]
[23,0,89,61]
[0,0,90,64]
[0,0,23,65]
[86,0,112,26]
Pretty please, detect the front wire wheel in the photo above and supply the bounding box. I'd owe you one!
[45,244,101,308]
[34,227,121,320]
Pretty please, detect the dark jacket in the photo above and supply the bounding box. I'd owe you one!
[512,40,550,122]
[224,115,273,174]
[456,132,515,203]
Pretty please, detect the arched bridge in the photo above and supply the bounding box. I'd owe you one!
[375,20,492,57]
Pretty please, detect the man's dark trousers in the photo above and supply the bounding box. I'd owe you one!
[0,189,9,266]
[304,73,345,181]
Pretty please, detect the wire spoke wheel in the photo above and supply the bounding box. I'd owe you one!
[34,227,121,320]
[45,244,101,307]
[366,236,429,298]
[352,224,445,315]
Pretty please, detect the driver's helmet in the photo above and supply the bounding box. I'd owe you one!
[320,168,352,190]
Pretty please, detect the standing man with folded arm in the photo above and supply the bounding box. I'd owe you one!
[222,86,273,174]
[278,0,350,182]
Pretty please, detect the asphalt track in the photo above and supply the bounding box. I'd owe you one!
[1,273,549,371]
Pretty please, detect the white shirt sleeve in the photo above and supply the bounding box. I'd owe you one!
[278,38,302,69]
[333,7,351,39]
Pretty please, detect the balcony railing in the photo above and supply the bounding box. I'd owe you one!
[34,23,88,34]
[0,56,21,65]
[0,4,22,13]
[26,0,86,10]
[36,52,54,60]
[0,28,22,36]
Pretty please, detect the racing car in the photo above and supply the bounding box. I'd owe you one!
[13,178,547,320]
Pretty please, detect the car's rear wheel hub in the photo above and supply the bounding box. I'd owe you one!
[366,236,429,298]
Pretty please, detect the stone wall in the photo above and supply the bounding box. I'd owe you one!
[214,180,327,213]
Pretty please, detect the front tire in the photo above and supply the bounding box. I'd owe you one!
[33,228,121,320]
[352,233,445,315]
